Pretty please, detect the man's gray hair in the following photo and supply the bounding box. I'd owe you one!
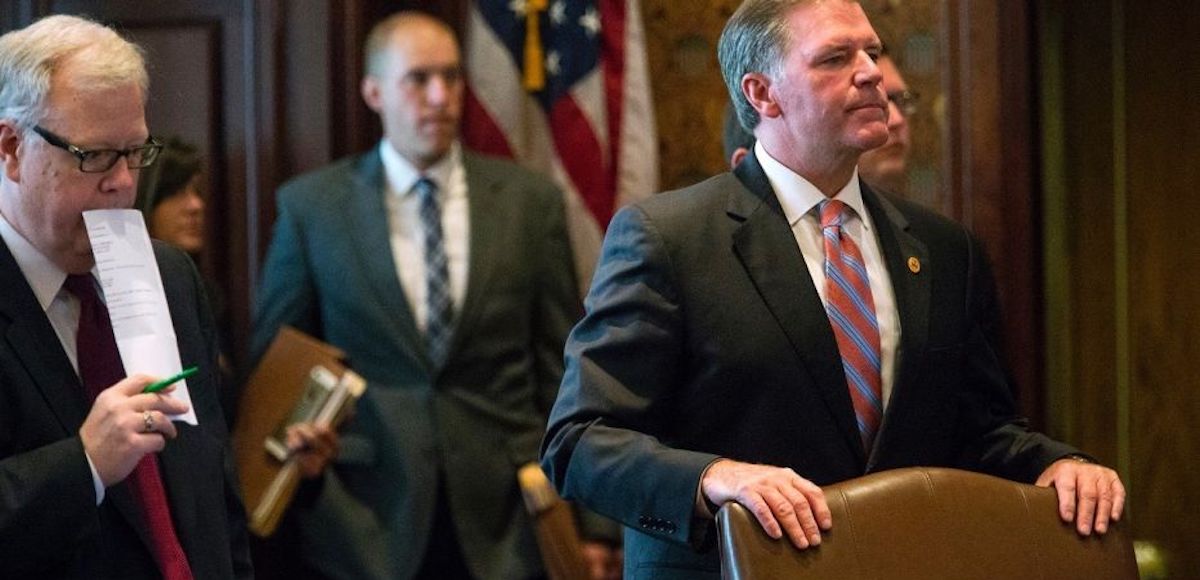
[0,14,147,130]
[717,0,821,132]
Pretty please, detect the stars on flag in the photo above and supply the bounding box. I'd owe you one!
[579,6,600,37]
[550,1,566,25]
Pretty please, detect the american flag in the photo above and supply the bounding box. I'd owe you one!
[463,0,659,293]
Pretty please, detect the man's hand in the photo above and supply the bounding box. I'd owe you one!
[1035,458,1126,536]
[79,375,192,487]
[285,423,339,479]
[581,541,622,580]
[701,459,831,549]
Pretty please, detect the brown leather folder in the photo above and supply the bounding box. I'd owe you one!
[232,326,349,537]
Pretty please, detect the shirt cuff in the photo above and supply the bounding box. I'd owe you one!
[84,451,105,505]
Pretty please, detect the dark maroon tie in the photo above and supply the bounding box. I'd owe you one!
[63,274,194,580]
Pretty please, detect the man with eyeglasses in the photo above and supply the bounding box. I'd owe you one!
[0,15,252,579]
[858,48,916,194]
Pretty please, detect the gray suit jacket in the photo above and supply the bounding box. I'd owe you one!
[541,152,1079,579]
[253,149,581,580]
[0,240,252,579]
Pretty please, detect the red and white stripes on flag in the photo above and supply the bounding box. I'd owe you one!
[463,0,659,294]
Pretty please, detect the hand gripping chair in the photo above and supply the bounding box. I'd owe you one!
[717,467,1138,580]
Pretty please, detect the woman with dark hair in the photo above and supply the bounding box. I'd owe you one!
[137,136,206,254]
[137,137,238,423]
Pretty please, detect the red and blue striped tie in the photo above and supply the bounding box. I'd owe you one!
[819,200,883,451]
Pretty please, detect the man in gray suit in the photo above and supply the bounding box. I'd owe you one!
[253,11,615,580]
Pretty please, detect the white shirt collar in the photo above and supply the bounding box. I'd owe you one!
[0,211,69,312]
[754,141,871,228]
[379,139,462,197]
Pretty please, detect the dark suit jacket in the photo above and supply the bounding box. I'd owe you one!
[252,149,581,580]
[0,239,253,579]
[540,152,1079,579]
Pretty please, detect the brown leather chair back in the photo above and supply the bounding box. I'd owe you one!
[717,467,1138,580]
[518,463,591,580]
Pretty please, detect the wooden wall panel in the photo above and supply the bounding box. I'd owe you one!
[1047,0,1121,462]
[943,0,1044,425]
[1041,0,1199,574]
[642,0,737,188]
[1125,2,1200,575]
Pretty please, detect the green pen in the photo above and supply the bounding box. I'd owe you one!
[143,366,199,394]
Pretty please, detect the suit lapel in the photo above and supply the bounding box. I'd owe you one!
[446,153,510,367]
[859,185,930,468]
[0,238,90,435]
[728,154,867,463]
[158,422,204,559]
[345,152,428,368]
[0,238,155,548]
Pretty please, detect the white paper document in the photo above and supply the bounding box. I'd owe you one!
[83,209,198,424]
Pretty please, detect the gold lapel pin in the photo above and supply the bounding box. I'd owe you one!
[907,257,921,274]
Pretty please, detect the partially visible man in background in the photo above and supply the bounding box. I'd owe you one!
[722,104,755,169]
[857,47,915,193]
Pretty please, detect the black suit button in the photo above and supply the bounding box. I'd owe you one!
[638,515,676,534]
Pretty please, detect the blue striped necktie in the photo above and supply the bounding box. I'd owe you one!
[819,199,883,451]
[416,177,454,367]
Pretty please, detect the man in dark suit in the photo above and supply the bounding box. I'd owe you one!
[253,11,616,580]
[540,1,1126,578]
[0,14,252,579]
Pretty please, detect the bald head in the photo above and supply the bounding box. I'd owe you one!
[360,12,464,169]
[364,12,458,77]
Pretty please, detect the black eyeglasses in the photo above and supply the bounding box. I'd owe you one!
[32,125,163,173]
[887,90,920,117]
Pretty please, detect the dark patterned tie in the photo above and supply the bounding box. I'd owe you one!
[416,177,454,367]
[63,274,194,580]
[818,201,884,451]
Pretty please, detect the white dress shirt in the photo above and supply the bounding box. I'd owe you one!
[0,211,107,503]
[379,140,470,331]
[755,141,901,408]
